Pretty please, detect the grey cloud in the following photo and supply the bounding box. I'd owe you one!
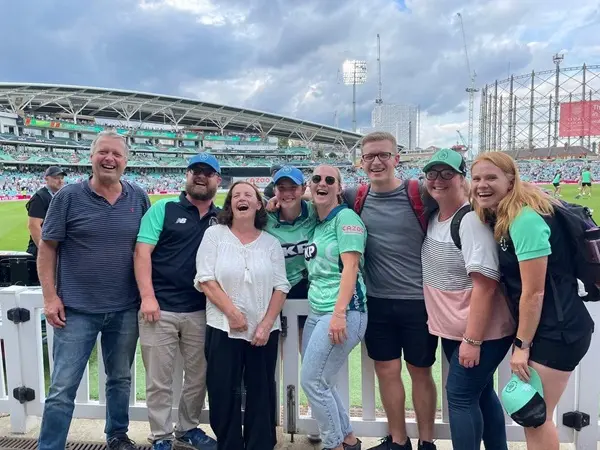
[1,0,592,140]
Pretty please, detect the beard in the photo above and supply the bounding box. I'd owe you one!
[186,181,217,201]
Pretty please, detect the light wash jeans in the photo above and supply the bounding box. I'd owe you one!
[300,310,367,449]
[38,307,139,450]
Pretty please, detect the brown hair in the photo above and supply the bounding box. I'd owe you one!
[360,131,397,151]
[217,181,267,229]
[472,152,558,241]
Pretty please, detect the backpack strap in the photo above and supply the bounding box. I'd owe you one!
[450,204,472,250]
[405,179,427,232]
[353,183,370,215]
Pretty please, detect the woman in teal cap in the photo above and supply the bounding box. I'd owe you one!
[421,149,515,450]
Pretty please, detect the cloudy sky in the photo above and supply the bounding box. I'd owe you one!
[2,0,598,148]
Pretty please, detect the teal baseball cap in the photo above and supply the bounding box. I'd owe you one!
[422,148,467,175]
[501,366,546,428]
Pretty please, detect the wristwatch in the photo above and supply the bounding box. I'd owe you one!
[514,337,532,349]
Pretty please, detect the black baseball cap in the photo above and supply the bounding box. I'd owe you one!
[44,166,67,177]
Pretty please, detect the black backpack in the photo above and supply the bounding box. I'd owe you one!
[450,204,472,250]
[551,201,600,302]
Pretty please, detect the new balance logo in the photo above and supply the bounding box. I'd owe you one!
[175,218,187,224]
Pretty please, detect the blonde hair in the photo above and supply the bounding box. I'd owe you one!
[361,131,397,152]
[90,130,129,156]
[472,152,557,241]
[313,164,344,204]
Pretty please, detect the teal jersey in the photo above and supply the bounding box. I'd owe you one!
[304,205,367,313]
[582,171,592,183]
[553,173,561,184]
[265,200,317,287]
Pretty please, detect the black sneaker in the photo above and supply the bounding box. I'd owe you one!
[367,435,412,450]
[107,436,138,450]
[417,441,436,450]
[343,438,362,449]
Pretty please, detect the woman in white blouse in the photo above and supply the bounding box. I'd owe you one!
[194,181,291,450]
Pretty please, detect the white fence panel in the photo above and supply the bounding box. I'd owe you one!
[279,300,600,448]
[1,288,599,449]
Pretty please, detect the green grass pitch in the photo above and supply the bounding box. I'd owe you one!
[0,185,597,410]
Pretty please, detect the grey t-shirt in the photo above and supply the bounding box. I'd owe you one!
[344,183,426,300]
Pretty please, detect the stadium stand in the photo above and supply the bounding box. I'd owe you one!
[1,115,599,197]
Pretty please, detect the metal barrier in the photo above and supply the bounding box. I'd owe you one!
[2,287,600,449]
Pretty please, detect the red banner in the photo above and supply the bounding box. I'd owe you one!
[559,100,600,137]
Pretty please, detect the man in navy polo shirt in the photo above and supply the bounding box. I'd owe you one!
[134,153,221,450]
[37,130,151,450]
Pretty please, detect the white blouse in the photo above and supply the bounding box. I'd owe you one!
[194,224,291,342]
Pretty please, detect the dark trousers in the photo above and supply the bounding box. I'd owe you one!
[205,326,279,450]
[442,336,513,450]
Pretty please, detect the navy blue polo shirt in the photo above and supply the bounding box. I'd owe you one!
[41,178,151,313]
[137,192,220,312]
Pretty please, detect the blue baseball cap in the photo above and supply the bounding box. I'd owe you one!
[273,166,304,185]
[187,153,221,174]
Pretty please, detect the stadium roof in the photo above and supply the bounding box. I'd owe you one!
[0,83,364,148]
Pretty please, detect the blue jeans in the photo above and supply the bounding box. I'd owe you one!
[300,310,367,449]
[38,307,139,450]
[442,335,513,450]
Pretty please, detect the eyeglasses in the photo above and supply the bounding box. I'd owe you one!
[189,167,217,177]
[425,169,458,181]
[311,175,337,185]
[361,152,393,162]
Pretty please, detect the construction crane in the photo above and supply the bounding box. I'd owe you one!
[457,12,479,160]
[456,130,468,148]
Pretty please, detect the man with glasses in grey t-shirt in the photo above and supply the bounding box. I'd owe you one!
[343,132,438,450]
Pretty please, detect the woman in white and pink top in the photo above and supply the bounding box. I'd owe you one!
[420,149,516,450]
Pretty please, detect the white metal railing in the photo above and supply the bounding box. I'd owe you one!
[1,286,600,449]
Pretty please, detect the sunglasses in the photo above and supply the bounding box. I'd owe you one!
[189,167,217,177]
[425,169,458,181]
[311,175,337,185]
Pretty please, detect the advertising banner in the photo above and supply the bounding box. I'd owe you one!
[559,100,600,137]
[232,176,272,188]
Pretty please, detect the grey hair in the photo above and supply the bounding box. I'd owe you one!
[90,129,129,156]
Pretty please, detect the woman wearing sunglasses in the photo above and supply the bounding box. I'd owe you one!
[420,149,515,450]
[300,165,368,450]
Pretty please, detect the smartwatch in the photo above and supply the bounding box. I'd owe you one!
[514,337,532,349]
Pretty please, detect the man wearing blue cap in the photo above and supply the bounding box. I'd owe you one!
[134,152,222,450]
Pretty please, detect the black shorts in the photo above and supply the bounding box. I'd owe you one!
[582,182,592,187]
[553,183,560,187]
[364,297,438,367]
[287,278,309,329]
[530,332,592,372]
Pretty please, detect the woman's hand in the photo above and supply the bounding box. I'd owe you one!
[459,341,480,368]
[251,318,274,346]
[510,347,531,382]
[328,312,347,345]
[227,307,248,332]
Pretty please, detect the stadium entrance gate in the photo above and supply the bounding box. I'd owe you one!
[1,286,600,449]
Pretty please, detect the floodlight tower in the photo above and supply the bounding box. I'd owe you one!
[342,60,368,133]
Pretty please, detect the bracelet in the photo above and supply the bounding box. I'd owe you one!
[462,336,483,346]
[333,311,346,319]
